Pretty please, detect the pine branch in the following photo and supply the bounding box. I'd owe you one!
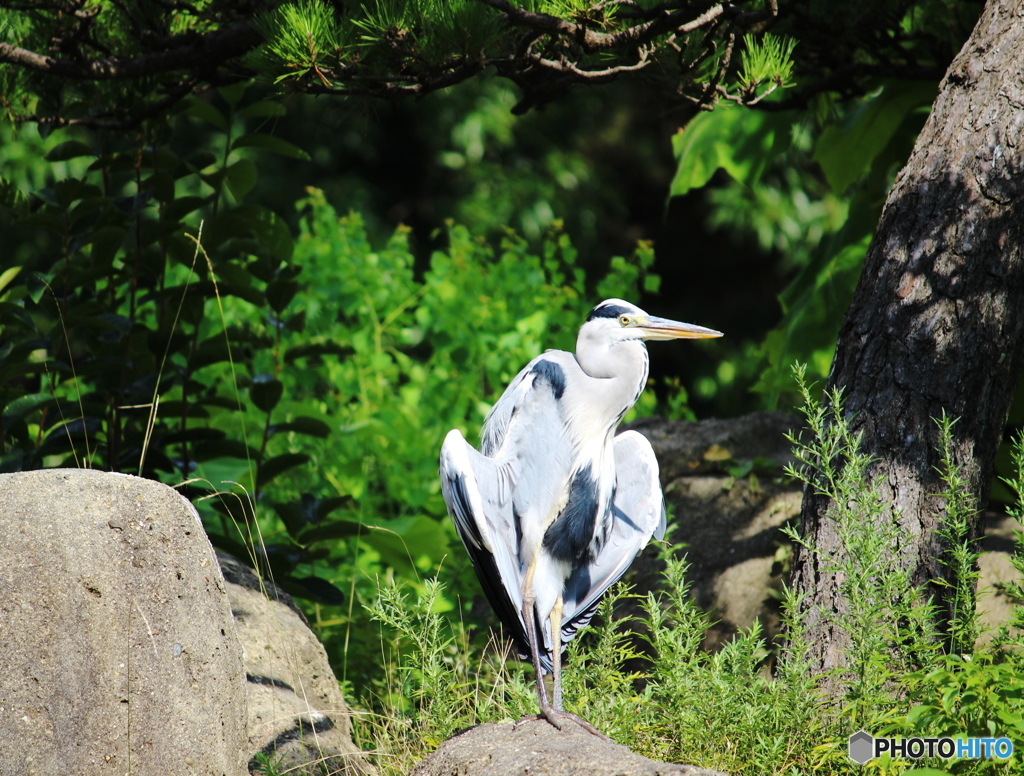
[0,21,262,81]
[3,0,959,125]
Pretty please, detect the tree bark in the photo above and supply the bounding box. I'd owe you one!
[792,0,1024,685]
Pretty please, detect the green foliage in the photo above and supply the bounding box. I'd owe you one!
[998,437,1024,640]
[10,0,761,129]
[357,575,536,761]
[277,188,664,673]
[672,77,937,407]
[2,0,975,132]
[812,81,935,196]
[666,0,961,413]
[772,369,1022,773]
[670,107,796,198]
[243,0,763,102]
[933,413,981,655]
[784,366,939,723]
[0,84,348,600]
[900,652,1024,743]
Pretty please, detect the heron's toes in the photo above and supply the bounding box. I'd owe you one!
[536,707,613,742]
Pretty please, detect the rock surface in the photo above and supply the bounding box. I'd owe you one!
[411,718,725,776]
[976,513,1024,642]
[219,552,375,775]
[0,469,247,776]
[629,412,802,648]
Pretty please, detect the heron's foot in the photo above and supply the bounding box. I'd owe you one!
[524,707,612,742]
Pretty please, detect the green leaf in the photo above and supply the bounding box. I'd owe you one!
[362,516,450,575]
[2,393,55,426]
[250,374,284,412]
[223,204,294,261]
[0,178,28,215]
[53,178,100,209]
[284,310,307,332]
[225,158,257,199]
[670,107,796,197]
[286,575,344,605]
[45,141,95,162]
[146,170,176,203]
[162,195,209,222]
[0,266,22,296]
[272,494,356,535]
[186,98,228,131]
[162,428,228,445]
[270,416,331,438]
[87,226,127,267]
[814,80,936,194]
[257,452,311,488]
[300,520,366,543]
[218,82,247,109]
[191,439,257,462]
[212,261,255,291]
[231,133,310,160]
[266,276,299,312]
[236,101,288,120]
[187,337,233,369]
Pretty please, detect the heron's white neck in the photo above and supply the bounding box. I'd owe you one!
[574,332,650,427]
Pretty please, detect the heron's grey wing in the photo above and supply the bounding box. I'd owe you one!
[442,356,576,671]
[479,365,529,456]
[440,429,530,658]
[559,429,666,646]
[480,351,568,457]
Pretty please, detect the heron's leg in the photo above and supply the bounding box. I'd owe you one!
[526,590,611,742]
[520,558,551,709]
[548,597,564,711]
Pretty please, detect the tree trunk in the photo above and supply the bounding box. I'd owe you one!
[792,0,1024,685]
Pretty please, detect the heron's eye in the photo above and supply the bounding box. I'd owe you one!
[619,315,632,326]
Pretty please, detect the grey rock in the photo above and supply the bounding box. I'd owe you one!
[218,553,375,775]
[976,513,1024,643]
[629,413,803,649]
[0,469,247,776]
[628,412,799,483]
[411,718,726,776]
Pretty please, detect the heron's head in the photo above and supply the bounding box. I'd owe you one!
[581,299,722,347]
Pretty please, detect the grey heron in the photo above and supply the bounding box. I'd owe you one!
[440,298,722,736]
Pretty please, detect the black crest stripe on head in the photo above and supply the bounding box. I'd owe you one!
[586,303,631,322]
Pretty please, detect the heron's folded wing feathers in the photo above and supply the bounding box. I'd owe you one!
[560,430,666,645]
[441,360,575,669]
[440,430,529,656]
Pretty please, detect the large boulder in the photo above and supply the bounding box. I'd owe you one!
[0,469,247,776]
[411,718,725,776]
[629,412,802,648]
[218,552,375,775]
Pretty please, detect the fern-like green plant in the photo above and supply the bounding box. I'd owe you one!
[933,411,982,654]
[784,365,939,725]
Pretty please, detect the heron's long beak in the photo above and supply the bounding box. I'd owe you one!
[637,315,723,341]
